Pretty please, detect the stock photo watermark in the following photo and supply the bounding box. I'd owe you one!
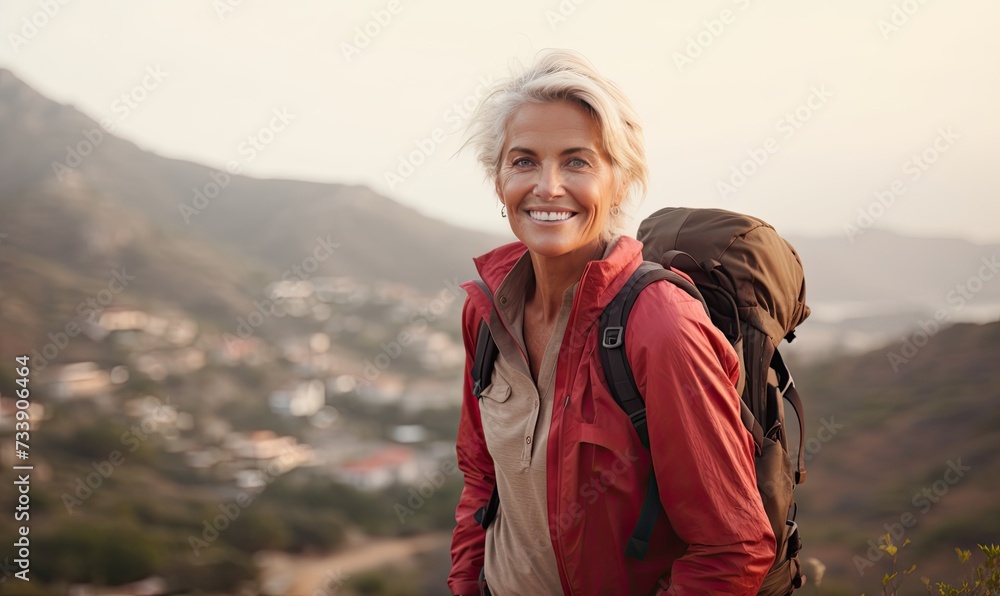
[802,417,843,463]
[310,568,350,596]
[853,458,971,576]
[877,0,932,40]
[213,0,248,21]
[51,65,169,181]
[188,446,304,557]
[361,277,463,381]
[886,254,998,372]
[544,0,590,30]
[60,397,178,513]
[29,268,135,372]
[179,106,295,223]
[7,0,73,54]
[222,235,340,350]
[394,460,460,524]
[844,126,959,243]
[383,74,496,190]
[717,85,834,200]
[340,0,404,64]
[673,0,755,72]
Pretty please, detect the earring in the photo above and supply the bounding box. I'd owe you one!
[501,204,507,218]
[610,204,621,217]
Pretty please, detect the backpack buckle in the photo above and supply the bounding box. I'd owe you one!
[602,326,624,348]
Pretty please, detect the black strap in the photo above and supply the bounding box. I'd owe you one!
[471,281,497,399]
[470,281,502,529]
[625,470,661,560]
[599,262,708,560]
[599,262,707,448]
[472,319,498,400]
[599,262,772,559]
[772,349,807,484]
[474,485,500,529]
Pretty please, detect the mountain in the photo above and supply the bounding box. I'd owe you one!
[793,320,1000,592]
[0,67,509,359]
[782,231,1000,358]
[789,231,1000,308]
[0,68,506,295]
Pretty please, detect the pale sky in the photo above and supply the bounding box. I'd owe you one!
[2,0,998,243]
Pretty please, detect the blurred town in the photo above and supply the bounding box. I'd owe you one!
[0,274,468,595]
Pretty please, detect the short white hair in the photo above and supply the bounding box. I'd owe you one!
[463,49,649,242]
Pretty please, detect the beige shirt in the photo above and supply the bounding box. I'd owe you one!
[480,239,618,595]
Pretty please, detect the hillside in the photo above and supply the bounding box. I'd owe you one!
[793,320,1000,592]
[0,67,505,298]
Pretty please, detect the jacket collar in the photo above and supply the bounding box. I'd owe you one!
[460,236,645,326]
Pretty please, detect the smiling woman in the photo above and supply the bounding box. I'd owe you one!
[448,49,776,596]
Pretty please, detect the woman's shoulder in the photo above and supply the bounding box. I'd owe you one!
[623,276,722,346]
[623,277,740,376]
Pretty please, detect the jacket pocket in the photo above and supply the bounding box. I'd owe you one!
[477,372,517,454]
[577,422,636,461]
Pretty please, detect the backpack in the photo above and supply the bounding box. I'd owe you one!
[469,207,811,595]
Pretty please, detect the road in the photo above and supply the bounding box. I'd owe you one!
[257,532,452,595]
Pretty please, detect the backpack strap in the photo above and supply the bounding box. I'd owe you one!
[472,319,499,400]
[599,262,708,560]
[470,280,502,529]
[772,349,807,485]
[600,262,704,447]
[599,261,764,560]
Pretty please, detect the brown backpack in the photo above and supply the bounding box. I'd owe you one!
[632,206,811,594]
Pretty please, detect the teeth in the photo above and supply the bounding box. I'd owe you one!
[529,211,572,222]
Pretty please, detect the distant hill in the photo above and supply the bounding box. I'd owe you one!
[0,68,506,358]
[0,68,505,294]
[785,232,1000,356]
[793,320,1000,592]
[789,231,1000,307]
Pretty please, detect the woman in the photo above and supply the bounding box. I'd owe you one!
[449,49,775,595]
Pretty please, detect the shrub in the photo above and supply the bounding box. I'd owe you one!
[863,534,1000,595]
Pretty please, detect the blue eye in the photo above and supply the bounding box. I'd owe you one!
[568,158,588,167]
[513,157,533,167]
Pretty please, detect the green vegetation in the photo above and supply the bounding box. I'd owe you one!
[863,534,1000,595]
[34,519,160,585]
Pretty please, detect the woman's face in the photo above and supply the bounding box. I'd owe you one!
[497,100,618,263]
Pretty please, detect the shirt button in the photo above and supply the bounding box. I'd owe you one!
[499,296,508,305]
[525,436,532,445]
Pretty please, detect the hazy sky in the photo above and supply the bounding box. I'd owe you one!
[2,0,998,243]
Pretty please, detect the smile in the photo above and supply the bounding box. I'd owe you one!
[528,211,575,222]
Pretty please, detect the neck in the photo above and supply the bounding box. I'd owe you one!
[526,240,606,323]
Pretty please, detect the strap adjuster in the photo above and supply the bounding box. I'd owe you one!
[602,326,624,348]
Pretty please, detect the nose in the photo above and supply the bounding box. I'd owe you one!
[533,163,565,200]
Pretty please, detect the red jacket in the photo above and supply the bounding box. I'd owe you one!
[449,236,775,595]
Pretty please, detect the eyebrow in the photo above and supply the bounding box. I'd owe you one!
[506,146,599,157]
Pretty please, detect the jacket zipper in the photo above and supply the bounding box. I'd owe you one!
[552,262,594,595]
